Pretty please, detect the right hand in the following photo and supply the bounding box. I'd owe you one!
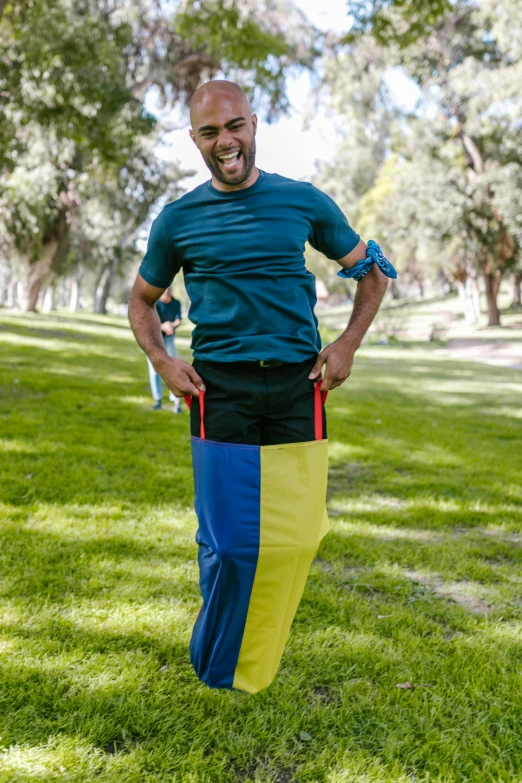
[157,357,205,398]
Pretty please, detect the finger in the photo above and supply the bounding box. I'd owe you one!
[167,375,201,399]
[327,371,351,391]
[186,365,205,390]
[185,381,201,397]
[321,374,334,392]
[308,352,327,380]
[327,378,342,390]
[335,371,351,389]
[320,363,336,391]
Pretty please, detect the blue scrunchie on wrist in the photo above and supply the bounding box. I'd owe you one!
[337,240,397,282]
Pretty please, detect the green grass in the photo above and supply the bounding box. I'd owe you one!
[0,309,521,783]
[320,289,522,345]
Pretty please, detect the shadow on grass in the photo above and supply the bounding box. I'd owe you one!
[0,523,198,601]
[1,526,520,783]
[1,313,522,781]
[1,356,520,513]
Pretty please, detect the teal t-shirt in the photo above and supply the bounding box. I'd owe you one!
[139,171,359,362]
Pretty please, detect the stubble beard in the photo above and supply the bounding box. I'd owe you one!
[208,139,256,187]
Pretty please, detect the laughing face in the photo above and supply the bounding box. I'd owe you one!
[189,81,258,191]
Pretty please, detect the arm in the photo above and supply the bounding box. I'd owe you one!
[128,274,204,397]
[308,240,389,391]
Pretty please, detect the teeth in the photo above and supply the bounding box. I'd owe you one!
[218,152,240,161]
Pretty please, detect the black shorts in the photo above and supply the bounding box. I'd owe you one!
[190,357,327,446]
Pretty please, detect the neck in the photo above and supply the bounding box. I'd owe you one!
[211,166,260,192]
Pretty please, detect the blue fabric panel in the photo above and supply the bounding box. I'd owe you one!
[189,437,261,689]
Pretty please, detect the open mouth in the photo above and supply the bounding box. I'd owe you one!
[216,150,242,170]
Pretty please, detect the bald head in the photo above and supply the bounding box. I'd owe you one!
[189,80,258,191]
[189,81,251,126]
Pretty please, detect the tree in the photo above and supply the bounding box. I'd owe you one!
[0,0,155,309]
[72,145,184,314]
[308,39,401,297]
[317,0,522,324]
[399,0,522,325]
[344,0,452,48]
[0,0,317,311]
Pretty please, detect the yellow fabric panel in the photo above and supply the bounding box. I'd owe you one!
[233,439,329,694]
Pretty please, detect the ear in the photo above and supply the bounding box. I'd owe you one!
[189,128,197,145]
[252,114,258,136]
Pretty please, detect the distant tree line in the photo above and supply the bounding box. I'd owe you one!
[309,0,522,326]
[4,0,507,322]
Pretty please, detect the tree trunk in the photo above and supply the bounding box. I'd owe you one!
[58,278,67,307]
[390,279,401,300]
[42,285,57,313]
[510,272,521,309]
[0,271,10,306]
[21,239,60,311]
[438,273,447,300]
[483,270,502,327]
[456,275,480,325]
[14,281,23,307]
[94,261,114,314]
[69,278,80,312]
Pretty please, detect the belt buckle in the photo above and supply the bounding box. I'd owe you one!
[259,359,283,367]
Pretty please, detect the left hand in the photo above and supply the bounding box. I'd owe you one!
[161,322,174,336]
[308,336,357,392]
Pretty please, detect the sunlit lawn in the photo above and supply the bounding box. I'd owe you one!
[0,309,521,783]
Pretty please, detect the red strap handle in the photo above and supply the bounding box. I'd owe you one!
[187,383,326,441]
[314,380,328,440]
[184,393,205,439]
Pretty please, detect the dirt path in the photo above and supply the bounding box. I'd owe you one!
[438,339,522,370]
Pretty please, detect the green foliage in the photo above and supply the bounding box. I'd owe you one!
[0,0,152,171]
[315,43,400,218]
[175,0,297,115]
[397,0,522,266]
[0,132,70,259]
[344,0,452,48]
[317,0,522,306]
[0,0,162,303]
[1,311,522,781]
[309,40,401,292]
[65,147,185,306]
[0,0,319,309]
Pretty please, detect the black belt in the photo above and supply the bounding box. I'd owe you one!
[194,358,313,370]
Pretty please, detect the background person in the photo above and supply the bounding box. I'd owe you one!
[147,287,183,413]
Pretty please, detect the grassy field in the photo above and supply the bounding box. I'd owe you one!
[0,308,521,783]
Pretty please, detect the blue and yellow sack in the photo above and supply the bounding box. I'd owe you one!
[185,383,329,694]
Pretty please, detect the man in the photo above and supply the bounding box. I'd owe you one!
[129,80,391,435]
[146,287,183,413]
[128,80,395,691]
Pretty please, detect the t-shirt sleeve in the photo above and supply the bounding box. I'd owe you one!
[173,299,182,320]
[138,210,181,288]
[309,186,360,260]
